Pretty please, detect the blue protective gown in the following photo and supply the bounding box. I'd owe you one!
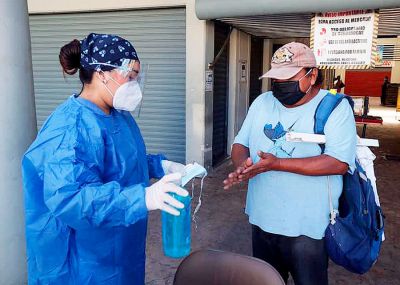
[22,95,166,284]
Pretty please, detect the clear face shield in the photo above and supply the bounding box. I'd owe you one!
[90,59,149,117]
[124,62,148,118]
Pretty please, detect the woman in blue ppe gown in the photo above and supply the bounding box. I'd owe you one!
[21,33,188,285]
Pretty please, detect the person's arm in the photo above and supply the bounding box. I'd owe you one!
[223,93,262,189]
[238,152,347,181]
[276,154,348,175]
[43,130,148,230]
[147,154,167,179]
[223,144,253,189]
[231,143,250,168]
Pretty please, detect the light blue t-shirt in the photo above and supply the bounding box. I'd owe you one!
[233,89,356,239]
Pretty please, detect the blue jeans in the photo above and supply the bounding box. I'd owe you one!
[252,225,328,285]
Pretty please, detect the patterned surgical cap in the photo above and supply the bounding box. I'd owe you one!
[80,33,139,71]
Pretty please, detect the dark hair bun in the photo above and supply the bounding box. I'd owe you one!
[59,39,81,75]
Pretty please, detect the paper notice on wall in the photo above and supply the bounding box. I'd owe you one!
[205,70,214,92]
[311,10,378,69]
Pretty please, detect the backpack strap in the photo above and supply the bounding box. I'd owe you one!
[314,91,354,152]
[317,92,355,226]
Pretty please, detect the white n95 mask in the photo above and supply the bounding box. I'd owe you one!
[96,61,147,113]
[112,80,143,112]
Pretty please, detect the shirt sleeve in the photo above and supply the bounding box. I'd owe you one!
[323,99,357,173]
[233,94,262,147]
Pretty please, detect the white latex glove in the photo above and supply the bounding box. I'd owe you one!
[161,160,186,176]
[145,173,189,216]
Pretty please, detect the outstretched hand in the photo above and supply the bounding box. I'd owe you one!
[223,151,279,189]
[239,151,279,181]
[223,157,253,190]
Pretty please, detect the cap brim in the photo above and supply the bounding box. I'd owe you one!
[259,66,303,80]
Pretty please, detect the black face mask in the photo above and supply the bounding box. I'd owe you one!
[272,69,312,106]
[272,80,306,106]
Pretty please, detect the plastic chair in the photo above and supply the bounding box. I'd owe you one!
[173,249,285,285]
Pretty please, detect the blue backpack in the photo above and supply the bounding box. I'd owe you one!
[314,92,385,274]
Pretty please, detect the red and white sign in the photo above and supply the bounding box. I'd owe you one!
[312,10,377,68]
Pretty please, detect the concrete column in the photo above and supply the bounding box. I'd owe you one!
[185,0,208,167]
[262,39,273,93]
[236,31,251,130]
[0,0,37,284]
[227,29,251,155]
[390,36,400,84]
[227,29,239,155]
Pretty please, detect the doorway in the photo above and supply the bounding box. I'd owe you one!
[212,22,230,166]
[249,36,264,105]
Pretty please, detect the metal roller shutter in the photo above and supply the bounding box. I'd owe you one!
[378,8,400,36]
[29,8,186,163]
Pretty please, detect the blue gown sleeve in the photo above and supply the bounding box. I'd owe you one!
[120,111,166,180]
[43,130,148,230]
[147,154,167,179]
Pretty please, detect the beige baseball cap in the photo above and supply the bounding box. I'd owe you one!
[260,42,317,80]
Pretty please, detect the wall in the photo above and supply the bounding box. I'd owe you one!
[184,1,210,166]
[28,0,209,166]
[378,36,400,84]
[227,29,251,154]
